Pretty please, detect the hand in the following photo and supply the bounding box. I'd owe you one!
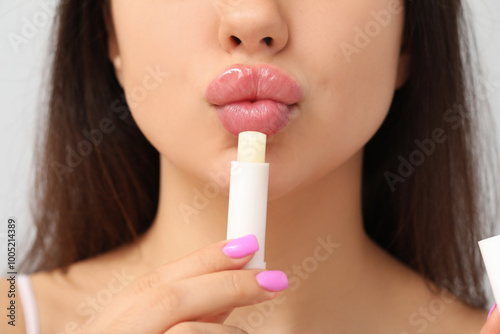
[80,234,287,333]
[481,304,500,334]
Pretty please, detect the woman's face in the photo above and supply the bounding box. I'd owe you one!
[108,0,408,200]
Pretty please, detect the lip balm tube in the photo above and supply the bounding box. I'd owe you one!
[226,131,269,269]
[478,234,500,315]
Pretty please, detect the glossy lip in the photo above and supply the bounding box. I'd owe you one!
[206,64,303,137]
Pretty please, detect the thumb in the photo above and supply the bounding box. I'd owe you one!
[481,304,500,334]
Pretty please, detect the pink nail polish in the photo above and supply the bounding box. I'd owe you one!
[488,303,497,320]
[256,270,288,292]
[223,234,259,258]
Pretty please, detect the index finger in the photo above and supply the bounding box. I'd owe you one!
[129,234,260,297]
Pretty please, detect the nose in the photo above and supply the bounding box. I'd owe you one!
[216,0,289,56]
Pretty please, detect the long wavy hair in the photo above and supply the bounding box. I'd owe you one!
[21,0,498,309]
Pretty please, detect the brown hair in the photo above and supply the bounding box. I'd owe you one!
[22,0,498,309]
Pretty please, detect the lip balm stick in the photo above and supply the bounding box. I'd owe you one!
[226,131,269,269]
[479,234,500,315]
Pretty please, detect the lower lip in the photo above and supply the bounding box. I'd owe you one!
[215,100,293,137]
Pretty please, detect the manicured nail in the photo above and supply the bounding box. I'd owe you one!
[256,270,288,292]
[222,234,259,258]
[488,303,497,320]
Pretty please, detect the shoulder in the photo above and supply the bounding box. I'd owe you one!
[395,269,488,333]
[26,247,143,333]
[385,274,489,333]
[0,275,26,333]
[394,273,489,333]
[427,297,489,334]
[369,239,489,334]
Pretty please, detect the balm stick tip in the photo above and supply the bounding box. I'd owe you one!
[237,131,267,163]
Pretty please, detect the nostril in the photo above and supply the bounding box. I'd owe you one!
[231,36,242,45]
[263,37,272,46]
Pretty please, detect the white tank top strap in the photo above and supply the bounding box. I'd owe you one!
[17,274,40,334]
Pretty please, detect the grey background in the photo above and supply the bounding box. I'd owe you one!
[0,0,499,306]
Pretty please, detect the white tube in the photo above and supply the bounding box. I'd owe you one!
[479,234,500,315]
[226,131,269,269]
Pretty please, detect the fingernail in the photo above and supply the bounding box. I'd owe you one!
[222,234,259,258]
[256,270,288,292]
[488,303,497,320]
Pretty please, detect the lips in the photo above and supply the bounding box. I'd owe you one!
[206,64,303,137]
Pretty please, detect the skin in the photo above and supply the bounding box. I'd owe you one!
[0,0,494,333]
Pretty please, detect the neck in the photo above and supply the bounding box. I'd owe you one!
[138,148,371,276]
[134,149,385,330]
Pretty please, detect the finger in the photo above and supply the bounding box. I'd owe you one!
[117,269,287,333]
[165,322,249,334]
[137,234,260,293]
[97,235,260,323]
[166,234,260,280]
[480,304,500,334]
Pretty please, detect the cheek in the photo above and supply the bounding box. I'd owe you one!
[272,0,405,193]
[112,1,227,174]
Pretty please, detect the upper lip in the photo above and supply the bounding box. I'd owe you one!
[205,64,303,106]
